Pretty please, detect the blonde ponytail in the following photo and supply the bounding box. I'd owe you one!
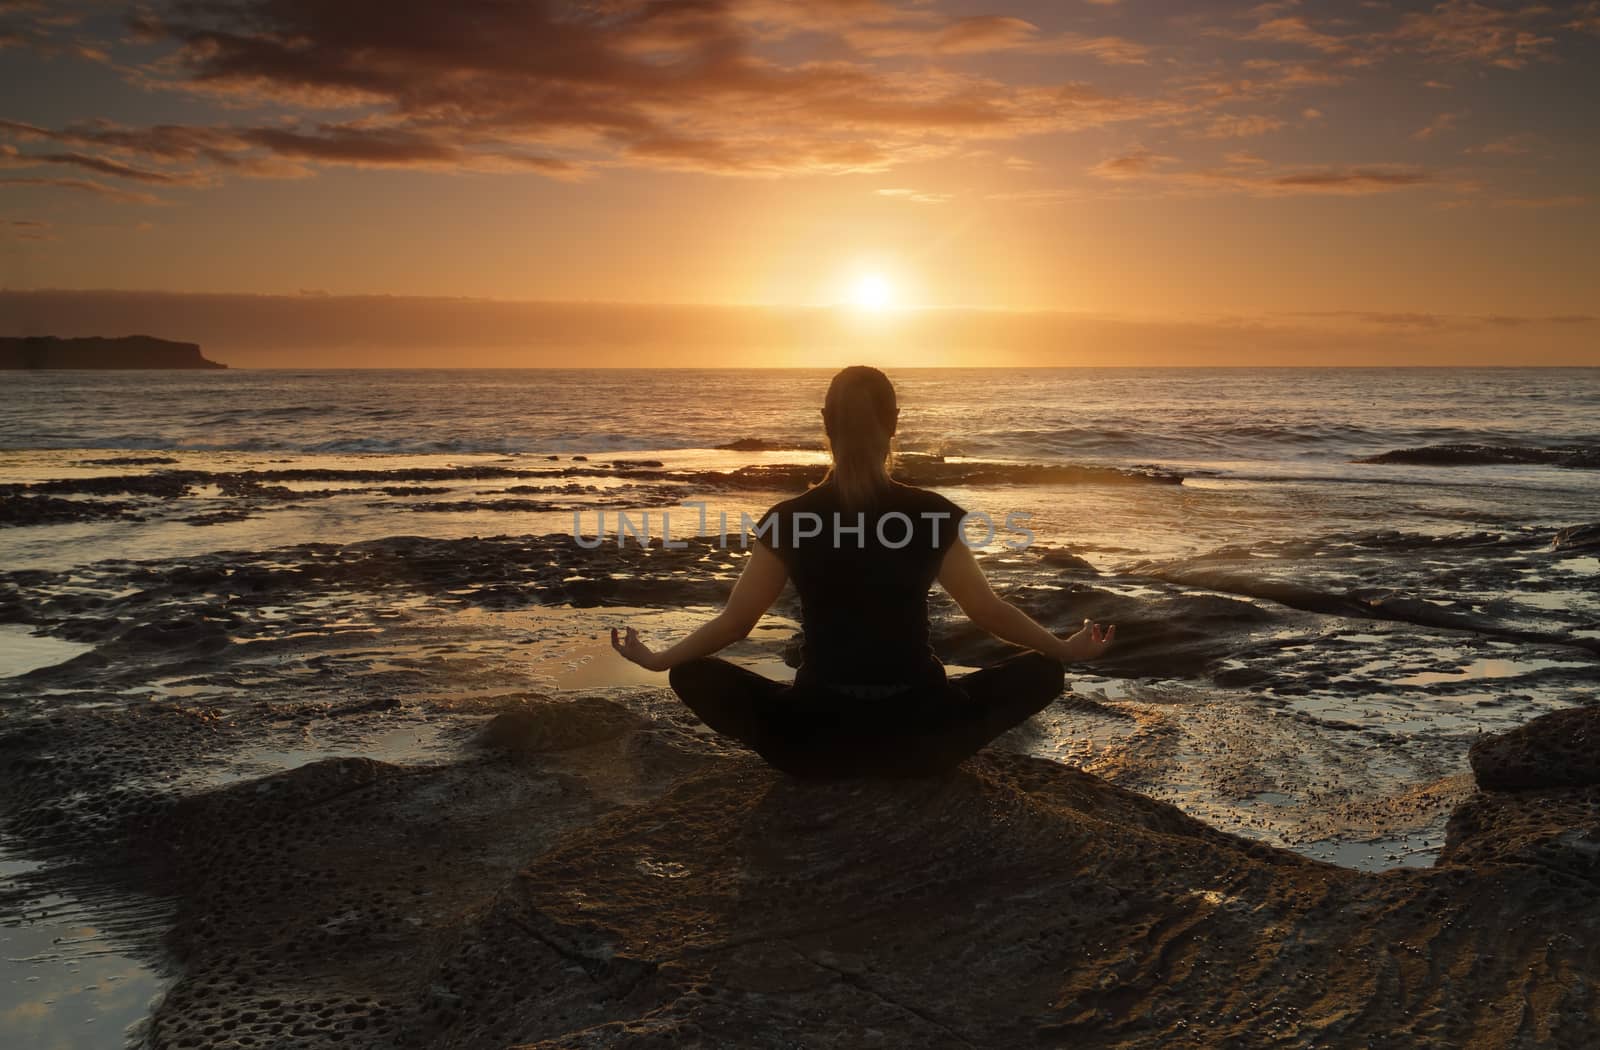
[818,366,897,510]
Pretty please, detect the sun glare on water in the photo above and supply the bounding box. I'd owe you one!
[849,272,896,312]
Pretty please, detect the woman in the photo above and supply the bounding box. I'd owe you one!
[612,365,1114,778]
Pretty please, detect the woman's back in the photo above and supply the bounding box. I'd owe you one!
[756,479,965,687]
[615,364,1109,779]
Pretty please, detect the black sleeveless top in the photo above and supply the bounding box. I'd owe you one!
[755,479,966,688]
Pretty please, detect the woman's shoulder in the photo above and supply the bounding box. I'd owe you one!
[753,482,834,538]
[886,479,965,516]
[757,479,963,523]
[764,479,835,516]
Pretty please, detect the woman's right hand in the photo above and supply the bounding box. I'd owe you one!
[611,626,664,672]
[1058,619,1115,663]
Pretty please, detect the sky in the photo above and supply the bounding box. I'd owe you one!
[0,0,1596,366]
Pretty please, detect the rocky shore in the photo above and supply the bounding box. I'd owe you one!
[0,688,1595,1049]
[1,456,1596,1046]
[0,456,1181,529]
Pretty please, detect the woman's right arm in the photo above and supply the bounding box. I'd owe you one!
[937,541,1114,662]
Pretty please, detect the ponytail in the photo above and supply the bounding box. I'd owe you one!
[818,366,897,510]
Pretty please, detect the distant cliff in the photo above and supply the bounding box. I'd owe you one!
[0,335,226,369]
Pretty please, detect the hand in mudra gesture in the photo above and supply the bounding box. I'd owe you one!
[611,626,664,672]
[1059,619,1115,663]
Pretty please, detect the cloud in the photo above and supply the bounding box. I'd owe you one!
[875,187,952,203]
[1464,133,1536,155]
[1385,1,1557,69]
[1247,1,1305,18]
[1489,194,1587,209]
[1219,1,1570,71]
[1262,168,1434,193]
[844,15,1148,63]
[0,174,159,202]
[1410,111,1464,140]
[1289,310,1451,329]
[0,0,1200,190]
[1,147,210,184]
[1,217,52,240]
[1198,113,1288,139]
[1288,310,1597,330]
[1238,16,1349,53]
[237,127,578,176]
[1088,148,1174,179]
[1178,60,1348,108]
[1090,154,1437,197]
[0,0,1587,203]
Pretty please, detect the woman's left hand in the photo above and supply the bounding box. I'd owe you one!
[611,626,664,672]
[1058,619,1115,663]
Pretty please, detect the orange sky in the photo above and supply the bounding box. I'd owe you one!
[1,1,1597,365]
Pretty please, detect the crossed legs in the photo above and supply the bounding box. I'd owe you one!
[668,651,1065,778]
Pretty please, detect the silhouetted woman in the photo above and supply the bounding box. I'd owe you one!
[612,365,1114,778]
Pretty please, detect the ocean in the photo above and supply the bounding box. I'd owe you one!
[4,366,1598,562]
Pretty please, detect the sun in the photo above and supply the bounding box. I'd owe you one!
[849,272,896,312]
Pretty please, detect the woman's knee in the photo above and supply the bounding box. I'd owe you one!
[667,657,720,695]
[1014,650,1066,694]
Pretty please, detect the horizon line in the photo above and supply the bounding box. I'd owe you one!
[170,364,1600,371]
[7,287,1596,326]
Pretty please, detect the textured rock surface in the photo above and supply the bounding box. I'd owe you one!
[1440,785,1600,884]
[3,694,1598,1048]
[108,702,1600,1046]
[1469,705,1600,790]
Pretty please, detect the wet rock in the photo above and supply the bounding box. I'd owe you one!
[937,587,1272,680]
[3,695,1599,1049]
[1034,546,1099,573]
[715,437,824,452]
[0,494,142,526]
[183,755,400,820]
[1552,522,1600,551]
[477,696,647,753]
[180,509,257,526]
[5,471,196,498]
[1469,705,1600,790]
[114,616,232,655]
[216,476,338,500]
[1357,443,1600,469]
[416,739,1598,1050]
[405,498,565,513]
[1440,786,1600,884]
[74,455,181,466]
[895,458,1182,487]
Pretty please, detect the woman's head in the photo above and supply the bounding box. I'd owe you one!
[820,365,898,508]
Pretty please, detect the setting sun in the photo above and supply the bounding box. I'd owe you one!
[850,272,896,312]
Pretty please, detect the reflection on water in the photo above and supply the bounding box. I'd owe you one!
[1396,656,1592,687]
[0,855,167,1050]
[0,627,93,679]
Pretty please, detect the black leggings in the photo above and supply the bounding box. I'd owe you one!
[668,652,1065,779]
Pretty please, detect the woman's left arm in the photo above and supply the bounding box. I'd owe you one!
[611,541,789,672]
